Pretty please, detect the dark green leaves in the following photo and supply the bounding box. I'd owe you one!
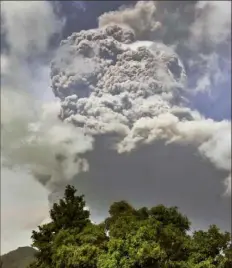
[29,185,231,268]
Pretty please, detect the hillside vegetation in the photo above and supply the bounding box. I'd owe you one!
[1,246,36,268]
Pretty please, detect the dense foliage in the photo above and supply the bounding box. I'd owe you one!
[29,185,232,268]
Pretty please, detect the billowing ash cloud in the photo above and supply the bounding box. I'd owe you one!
[98,1,162,40]
[50,23,231,195]
[99,1,231,93]
[47,1,231,229]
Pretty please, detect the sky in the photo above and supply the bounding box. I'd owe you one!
[1,1,231,254]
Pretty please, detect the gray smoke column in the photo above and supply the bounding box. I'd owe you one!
[51,23,231,196]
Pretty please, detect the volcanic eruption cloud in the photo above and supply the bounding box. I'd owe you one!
[1,1,231,229]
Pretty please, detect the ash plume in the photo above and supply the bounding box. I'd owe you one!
[51,23,231,195]
[98,1,231,93]
[98,1,162,40]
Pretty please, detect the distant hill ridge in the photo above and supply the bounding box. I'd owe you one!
[1,246,36,268]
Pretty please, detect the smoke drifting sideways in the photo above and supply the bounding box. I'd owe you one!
[99,1,231,94]
[1,1,231,230]
[1,1,93,195]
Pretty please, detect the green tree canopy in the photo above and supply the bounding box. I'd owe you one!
[29,185,232,268]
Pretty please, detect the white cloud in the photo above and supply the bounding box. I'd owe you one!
[1,1,63,57]
[190,1,231,47]
[1,169,49,255]
[0,0,73,254]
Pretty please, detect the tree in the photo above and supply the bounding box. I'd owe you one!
[28,185,232,268]
[50,185,90,231]
[149,205,191,232]
[189,225,231,267]
[100,202,192,268]
[29,185,91,267]
[51,223,108,268]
